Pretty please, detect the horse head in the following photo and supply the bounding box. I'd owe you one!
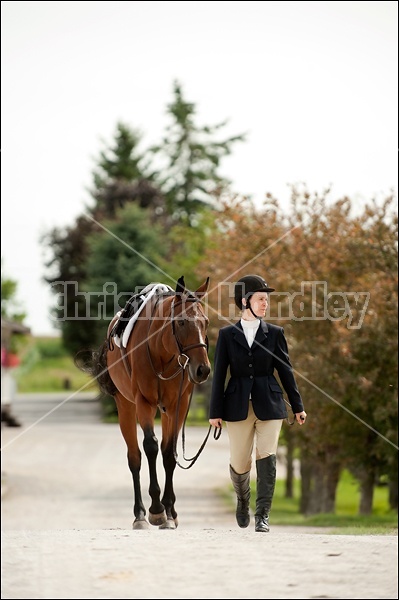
[170,276,211,385]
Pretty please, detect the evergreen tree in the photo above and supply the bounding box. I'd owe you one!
[91,121,164,218]
[152,80,246,224]
[43,122,163,355]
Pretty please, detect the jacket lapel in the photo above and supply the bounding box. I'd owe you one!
[232,321,250,349]
[253,321,268,350]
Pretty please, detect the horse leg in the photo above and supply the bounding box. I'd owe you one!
[137,396,167,527]
[159,431,178,529]
[157,395,190,530]
[141,425,168,526]
[115,393,149,530]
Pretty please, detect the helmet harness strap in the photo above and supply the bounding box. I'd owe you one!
[245,296,262,320]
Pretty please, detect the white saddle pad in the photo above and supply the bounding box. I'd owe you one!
[113,283,173,348]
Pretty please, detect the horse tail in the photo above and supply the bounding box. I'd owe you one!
[74,341,118,397]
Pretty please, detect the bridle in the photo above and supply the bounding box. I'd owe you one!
[146,293,209,381]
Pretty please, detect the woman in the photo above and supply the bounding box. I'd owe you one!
[209,274,306,532]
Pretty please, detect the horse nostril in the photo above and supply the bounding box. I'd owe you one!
[197,364,211,380]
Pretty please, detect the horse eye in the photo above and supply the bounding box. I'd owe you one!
[177,320,185,327]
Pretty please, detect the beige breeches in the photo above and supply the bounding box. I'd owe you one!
[226,401,283,474]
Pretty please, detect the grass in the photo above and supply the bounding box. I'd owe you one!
[13,336,96,393]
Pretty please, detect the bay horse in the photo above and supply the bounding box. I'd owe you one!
[83,276,211,530]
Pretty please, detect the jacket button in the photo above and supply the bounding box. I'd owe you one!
[249,375,253,379]
[249,364,252,367]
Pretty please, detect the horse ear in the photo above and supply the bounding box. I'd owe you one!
[195,276,210,299]
[175,276,186,295]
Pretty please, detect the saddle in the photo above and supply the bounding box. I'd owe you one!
[109,283,174,350]
[111,293,146,340]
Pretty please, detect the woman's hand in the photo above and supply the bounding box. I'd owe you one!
[295,411,307,425]
[209,418,223,429]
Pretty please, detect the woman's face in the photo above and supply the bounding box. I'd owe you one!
[244,292,268,316]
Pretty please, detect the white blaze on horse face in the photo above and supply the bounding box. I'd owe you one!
[192,305,208,347]
[195,315,207,346]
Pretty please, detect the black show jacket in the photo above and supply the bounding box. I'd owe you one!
[209,320,304,421]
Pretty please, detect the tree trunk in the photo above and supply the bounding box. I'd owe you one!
[321,458,340,513]
[285,433,294,499]
[358,468,375,515]
[308,464,324,514]
[300,454,341,515]
[299,457,312,514]
[300,458,324,515]
[389,479,398,510]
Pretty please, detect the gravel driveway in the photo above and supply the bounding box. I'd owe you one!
[1,393,397,599]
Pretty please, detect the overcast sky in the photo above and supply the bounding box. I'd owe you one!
[1,1,397,336]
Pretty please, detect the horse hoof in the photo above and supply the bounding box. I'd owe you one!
[132,519,150,530]
[149,511,167,526]
[159,518,176,530]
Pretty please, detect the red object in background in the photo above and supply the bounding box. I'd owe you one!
[2,352,20,368]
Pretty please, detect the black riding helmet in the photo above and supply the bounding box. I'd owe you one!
[234,274,275,309]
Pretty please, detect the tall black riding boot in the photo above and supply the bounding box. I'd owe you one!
[229,464,251,528]
[255,454,277,533]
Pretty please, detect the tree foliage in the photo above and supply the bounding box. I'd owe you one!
[1,262,27,323]
[84,202,169,346]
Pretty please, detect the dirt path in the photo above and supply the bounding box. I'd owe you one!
[1,394,397,599]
